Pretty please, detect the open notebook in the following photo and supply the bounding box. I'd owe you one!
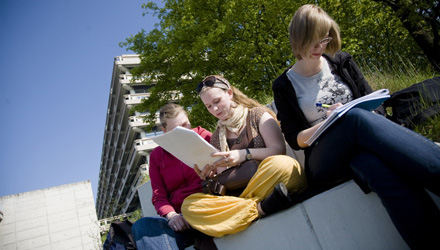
[305,89,390,145]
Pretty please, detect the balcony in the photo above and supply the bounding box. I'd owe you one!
[115,55,140,73]
[124,93,150,108]
[119,74,144,91]
[134,138,158,156]
[129,115,160,133]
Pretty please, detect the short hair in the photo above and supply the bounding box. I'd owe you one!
[159,103,187,129]
[289,4,341,59]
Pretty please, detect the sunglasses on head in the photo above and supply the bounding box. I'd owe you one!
[196,76,230,93]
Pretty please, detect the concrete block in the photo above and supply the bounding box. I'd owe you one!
[80,224,102,249]
[0,196,14,208]
[214,181,414,250]
[136,166,439,250]
[16,225,49,241]
[77,205,97,217]
[16,216,48,231]
[83,242,100,250]
[137,181,157,217]
[44,188,61,197]
[33,246,53,250]
[48,209,77,224]
[2,243,17,250]
[16,235,50,250]
[215,203,322,250]
[78,213,97,226]
[45,193,75,206]
[51,236,82,249]
[304,181,408,250]
[76,198,95,208]
[14,197,45,212]
[0,212,16,226]
[50,227,81,242]
[46,200,76,214]
[83,239,101,250]
[0,232,16,245]
[75,189,93,199]
[0,181,100,250]
[80,223,99,237]
[48,218,79,234]
[14,206,46,222]
[0,221,16,235]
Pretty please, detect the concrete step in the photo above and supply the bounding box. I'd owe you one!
[138,178,440,250]
[214,180,421,250]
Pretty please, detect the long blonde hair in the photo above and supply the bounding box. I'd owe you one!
[230,85,277,120]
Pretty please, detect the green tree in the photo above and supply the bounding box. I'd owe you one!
[122,0,304,129]
[373,0,440,72]
[121,0,435,129]
[319,0,425,70]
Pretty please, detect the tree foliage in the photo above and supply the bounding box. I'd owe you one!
[121,0,436,130]
[373,0,440,71]
[319,0,425,70]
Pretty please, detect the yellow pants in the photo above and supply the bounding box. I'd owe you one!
[181,155,307,237]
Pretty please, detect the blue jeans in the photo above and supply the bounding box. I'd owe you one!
[307,108,440,249]
[131,217,196,250]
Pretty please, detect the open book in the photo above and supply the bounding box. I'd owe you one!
[152,126,222,171]
[305,89,390,145]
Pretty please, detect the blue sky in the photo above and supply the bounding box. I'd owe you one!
[0,0,161,199]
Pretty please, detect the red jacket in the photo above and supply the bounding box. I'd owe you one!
[149,126,212,216]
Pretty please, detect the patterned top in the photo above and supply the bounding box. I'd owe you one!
[210,107,267,151]
[286,59,353,126]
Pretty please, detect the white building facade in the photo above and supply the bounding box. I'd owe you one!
[95,54,161,219]
[0,181,100,250]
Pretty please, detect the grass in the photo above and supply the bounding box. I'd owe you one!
[362,61,440,142]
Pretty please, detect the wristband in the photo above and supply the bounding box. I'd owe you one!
[166,212,178,221]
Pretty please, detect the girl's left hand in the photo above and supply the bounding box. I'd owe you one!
[195,150,244,178]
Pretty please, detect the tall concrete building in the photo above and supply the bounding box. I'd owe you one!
[95,54,161,219]
[0,181,100,250]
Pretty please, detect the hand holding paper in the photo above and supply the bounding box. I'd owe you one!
[152,126,222,171]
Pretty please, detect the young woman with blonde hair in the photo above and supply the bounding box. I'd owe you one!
[180,75,307,239]
[273,4,440,249]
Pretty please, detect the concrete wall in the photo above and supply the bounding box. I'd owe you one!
[137,142,440,249]
[215,181,405,250]
[0,181,101,250]
[138,179,440,250]
[137,181,157,218]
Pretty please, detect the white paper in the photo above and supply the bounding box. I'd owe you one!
[152,126,222,171]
